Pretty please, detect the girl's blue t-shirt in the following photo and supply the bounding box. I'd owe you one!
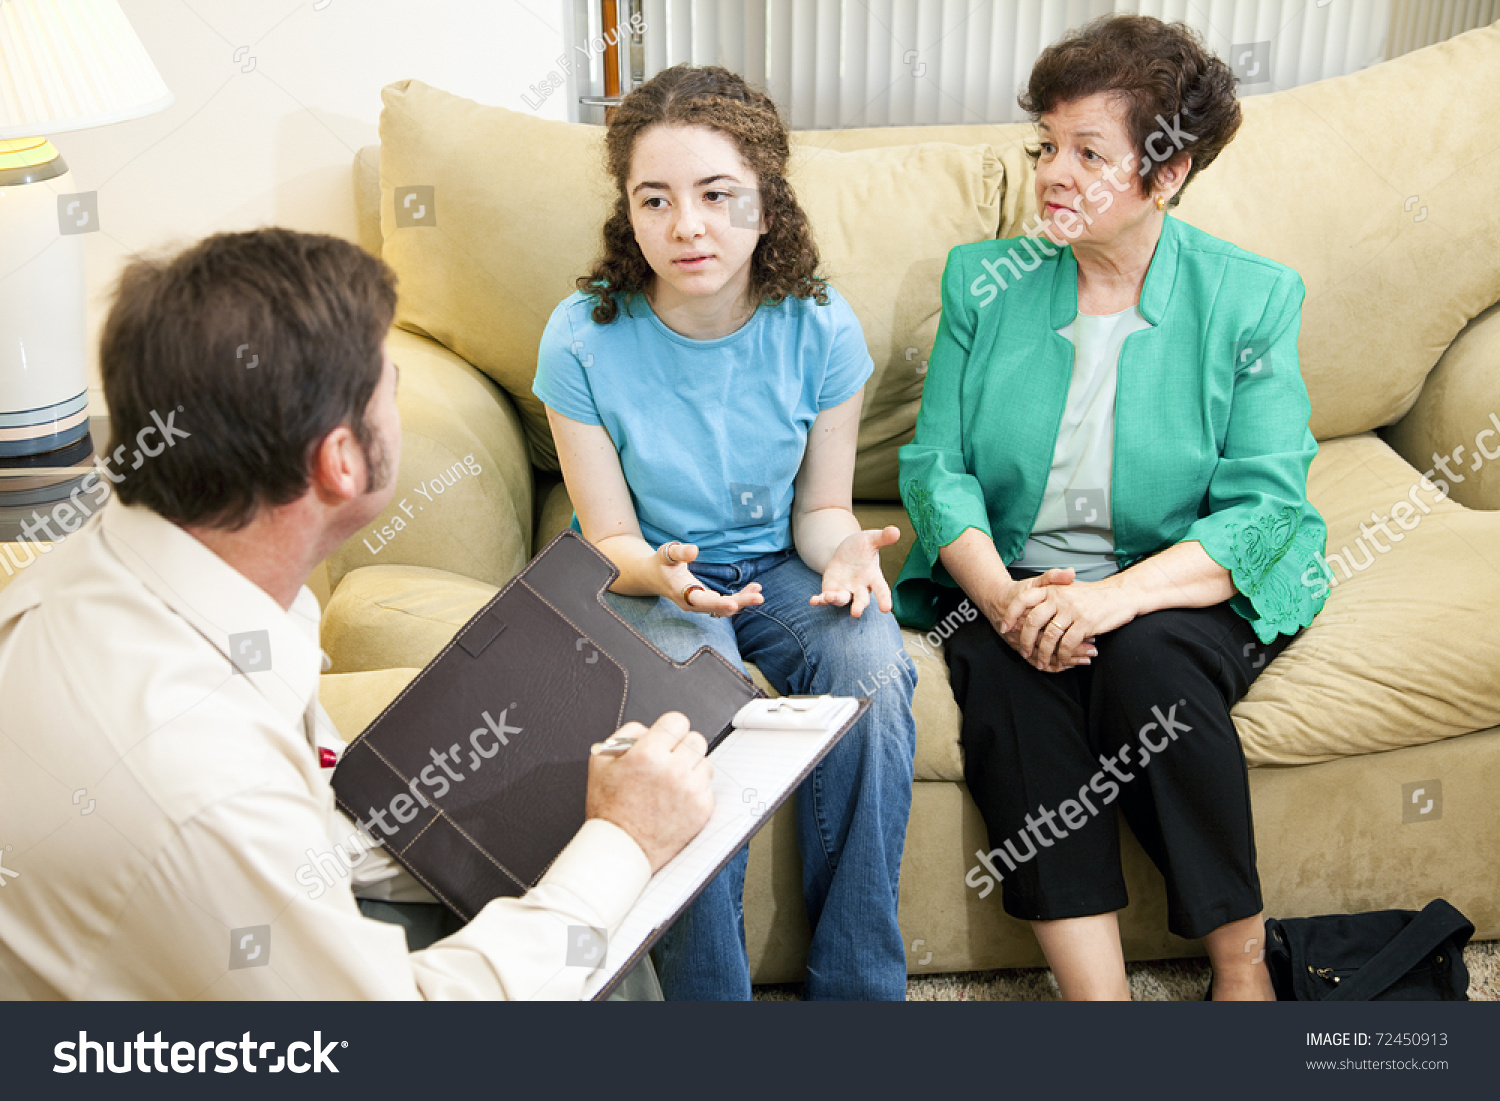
[533,287,873,564]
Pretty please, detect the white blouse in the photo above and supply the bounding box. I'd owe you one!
[1013,304,1151,580]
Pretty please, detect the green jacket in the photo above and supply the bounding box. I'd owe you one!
[894,215,1328,643]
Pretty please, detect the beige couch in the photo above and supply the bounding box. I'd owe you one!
[310,25,1500,982]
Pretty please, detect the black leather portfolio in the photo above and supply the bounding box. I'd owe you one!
[330,531,763,921]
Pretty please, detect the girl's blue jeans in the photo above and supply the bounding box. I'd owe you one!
[606,548,917,1000]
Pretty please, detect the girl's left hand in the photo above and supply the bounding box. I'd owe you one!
[811,526,901,617]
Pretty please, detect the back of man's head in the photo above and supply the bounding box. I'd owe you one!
[101,228,398,530]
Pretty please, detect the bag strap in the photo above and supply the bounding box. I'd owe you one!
[1272,919,1315,1000]
[1327,900,1474,1001]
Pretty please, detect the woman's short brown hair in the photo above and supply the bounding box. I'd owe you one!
[1019,14,1241,206]
[577,64,826,324]
[101,228,397,530]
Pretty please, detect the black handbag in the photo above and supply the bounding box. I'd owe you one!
[1264,899,1474,1001]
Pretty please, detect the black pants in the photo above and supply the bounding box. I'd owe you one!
[943,593,1291,940]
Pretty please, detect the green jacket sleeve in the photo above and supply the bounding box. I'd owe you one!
[1181,268,1328,642]
[898,249,995,566]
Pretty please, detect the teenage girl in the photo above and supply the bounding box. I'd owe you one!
[534,65,917,1000]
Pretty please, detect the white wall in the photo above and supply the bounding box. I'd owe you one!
[47,0,569,395]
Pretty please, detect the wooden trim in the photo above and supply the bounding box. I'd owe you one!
[601,0,620,122]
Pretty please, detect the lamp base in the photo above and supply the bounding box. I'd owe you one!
[1,138,91,459]
[0,392,90,458]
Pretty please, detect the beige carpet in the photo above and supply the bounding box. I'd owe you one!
[753,940,1500,1000]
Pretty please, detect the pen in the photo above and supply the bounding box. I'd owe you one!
[590,735,637,757]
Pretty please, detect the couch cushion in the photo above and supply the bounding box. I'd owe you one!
[534,476,575,550]
[1234,433,1500,764]
[1178,25,1500,439]
[902,628,965,782]
[1384,299,1500,512]
[377,83,606,470]
[319,668,420,742]
[797,121,1036,257]
[352,144,382,258]
[374,79,1002,495]
[321,564,501,674]
[785,142,1003,496]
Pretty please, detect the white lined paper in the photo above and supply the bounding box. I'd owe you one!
[582,698,859,999]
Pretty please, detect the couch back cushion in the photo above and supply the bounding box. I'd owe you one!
[375,79,1002,497]
[1384,299,1500,511]
[1234,432,1500,764]
[786,142,1002,496]
[377,84,607,471]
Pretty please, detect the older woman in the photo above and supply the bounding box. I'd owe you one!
[895,14,1327,1001]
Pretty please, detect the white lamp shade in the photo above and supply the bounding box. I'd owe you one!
[0,0,172,140]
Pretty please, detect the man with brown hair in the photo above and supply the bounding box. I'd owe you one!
[0,228,712,999]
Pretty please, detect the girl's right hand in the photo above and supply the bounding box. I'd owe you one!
[658,541,764,617]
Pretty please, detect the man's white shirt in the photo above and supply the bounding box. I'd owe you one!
[0,500,649,999]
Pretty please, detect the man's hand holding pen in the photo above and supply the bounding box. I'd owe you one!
[586,711,715,873]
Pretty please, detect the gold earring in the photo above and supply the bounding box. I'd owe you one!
[1156,194,1167,212]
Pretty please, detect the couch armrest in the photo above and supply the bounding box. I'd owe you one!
[352,143,382,257]
[322,563,497,674]
[1383,300,1500,511]
[320,668,421,740]
[323,327,534,594]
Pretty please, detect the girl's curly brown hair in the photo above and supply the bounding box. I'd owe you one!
[1019,14,1242,208]
[578,64,827,325]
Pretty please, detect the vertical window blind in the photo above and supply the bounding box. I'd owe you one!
[571,0,1496,127]
[1390,0,1499,56]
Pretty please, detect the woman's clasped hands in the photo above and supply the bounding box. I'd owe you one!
[988,568,1140,673]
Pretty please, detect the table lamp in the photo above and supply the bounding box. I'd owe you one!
[0,0,171,457]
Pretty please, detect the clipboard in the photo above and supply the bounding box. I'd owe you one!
[583,695,869,1000]
[330,531,763,922]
